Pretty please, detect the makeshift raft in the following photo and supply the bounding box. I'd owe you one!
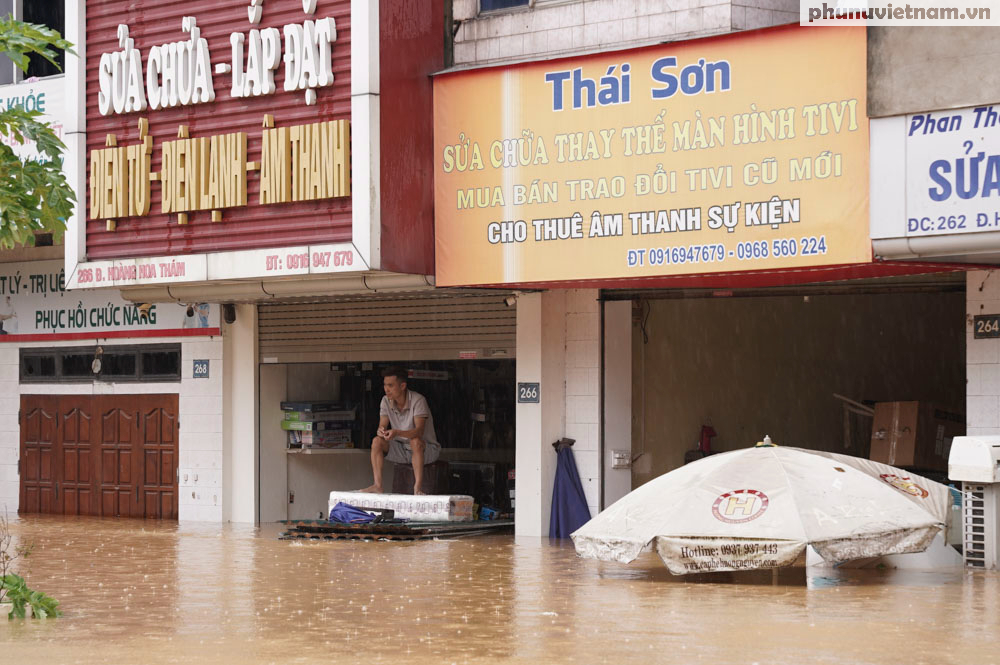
[280,519,513,542]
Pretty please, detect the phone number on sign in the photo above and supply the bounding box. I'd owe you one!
[627,237,828,267]
[264,251,354,272]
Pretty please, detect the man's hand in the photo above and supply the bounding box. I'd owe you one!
[378,426,396,440]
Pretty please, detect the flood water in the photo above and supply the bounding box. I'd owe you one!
[2,516,998,664]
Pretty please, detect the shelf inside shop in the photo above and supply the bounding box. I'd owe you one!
[286,448,364,455]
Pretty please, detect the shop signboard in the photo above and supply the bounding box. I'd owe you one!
[0,260,220,341]
[71,0,357,289]
[433,26,870,286]
[871,102,1000,243]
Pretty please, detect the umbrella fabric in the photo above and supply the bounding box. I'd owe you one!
[550,446,592,538]
[572,446,949,574]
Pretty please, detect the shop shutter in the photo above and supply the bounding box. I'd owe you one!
[257,292,516,362]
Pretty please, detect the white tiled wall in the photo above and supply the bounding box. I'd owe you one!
[563,289,601,518]
[452,0,798,66]
[967,270,1000,436]
[0,346,21,511]
[177,339,224,522]
[0,337,224,521]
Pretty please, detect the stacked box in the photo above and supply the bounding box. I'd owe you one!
[282,402,357,449]
[281,420,351,431]
[328,491,475,522]
[284,408,357,421]
[870,401,965,471]
[280,401,343,412]
[288,430,353,448]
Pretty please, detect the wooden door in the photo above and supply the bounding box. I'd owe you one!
[139,396,179,519]
[98,396,141,518]
[19,396,58,514]
[58,396,99,516]
[20,393,180,520]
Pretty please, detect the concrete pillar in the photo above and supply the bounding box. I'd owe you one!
[223,304,259,522]
[515,291,566,537]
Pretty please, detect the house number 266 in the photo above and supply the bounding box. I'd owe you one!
[517,383,540,403]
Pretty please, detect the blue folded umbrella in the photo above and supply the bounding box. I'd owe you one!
[549,446,592,538]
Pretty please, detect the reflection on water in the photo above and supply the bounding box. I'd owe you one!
[2,515,998,664]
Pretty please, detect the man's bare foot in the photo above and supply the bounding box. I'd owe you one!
[358,485,383,493]
[414,489,427,495]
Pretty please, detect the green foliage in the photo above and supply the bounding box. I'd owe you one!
[0,511,60,619]
[0,15,76,249]
[1,573,62,619]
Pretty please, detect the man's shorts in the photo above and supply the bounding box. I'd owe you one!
[385,437,441,465]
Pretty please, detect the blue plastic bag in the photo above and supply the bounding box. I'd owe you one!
[328,502,377,524]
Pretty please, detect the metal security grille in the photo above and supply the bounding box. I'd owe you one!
[961,483,999,569]
[258,292,516,362]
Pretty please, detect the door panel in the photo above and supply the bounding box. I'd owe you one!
[139,396,179,519]
[19,397,57,514]
[99,397,139,518]
[59,397,97,516]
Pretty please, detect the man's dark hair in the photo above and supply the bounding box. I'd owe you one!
[381,366,408,384]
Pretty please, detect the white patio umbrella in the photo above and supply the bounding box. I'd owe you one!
[572,443,952,574]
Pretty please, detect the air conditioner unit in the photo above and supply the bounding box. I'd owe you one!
[948,436,1000,570]
[961,484,1000,569]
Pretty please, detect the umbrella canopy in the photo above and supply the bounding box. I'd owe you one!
[572,445,951,574]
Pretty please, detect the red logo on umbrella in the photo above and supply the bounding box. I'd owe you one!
[712,489,769,524]
[879,474,929,498]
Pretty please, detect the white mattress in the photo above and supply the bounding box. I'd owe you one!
[328,491,475,522]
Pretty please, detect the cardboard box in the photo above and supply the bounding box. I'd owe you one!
[280,401,342,412]
[288,429,352,445]
[281,420,353,432]
[869,401,965,471]
[283,408,356,422]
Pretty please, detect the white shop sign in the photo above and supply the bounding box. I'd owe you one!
[0,77,68,163]
[871,104,1000,242]
[67,242,362,289]
[0,260,219,340]
[99,2,338,115]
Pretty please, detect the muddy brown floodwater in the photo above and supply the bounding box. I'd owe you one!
[2,515,998,664]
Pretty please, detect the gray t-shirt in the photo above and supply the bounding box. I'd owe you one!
[379,390,438,445]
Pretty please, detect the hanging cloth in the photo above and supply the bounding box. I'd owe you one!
[328,502,377,524]
[549,445,592,538]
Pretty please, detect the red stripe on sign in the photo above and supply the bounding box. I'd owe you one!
[0,328,221,343]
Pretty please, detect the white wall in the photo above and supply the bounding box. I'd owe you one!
[0,345,19,511]
[452,0,798,66]
[603,300,631,507]
[515,289,606,537]
[258,363,289,522]
[515,291,562,536]
[0,336,225,520]
[564,289,600,518]
[178,337,225,522]
[967,270,1000,436]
